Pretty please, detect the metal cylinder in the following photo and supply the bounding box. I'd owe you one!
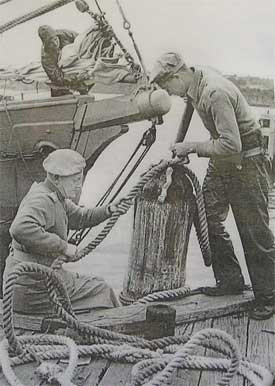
[136,89,171,119]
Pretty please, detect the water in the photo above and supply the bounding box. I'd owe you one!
[65,98,269,294]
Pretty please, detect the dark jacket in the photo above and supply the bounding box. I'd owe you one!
[41,29,78,87]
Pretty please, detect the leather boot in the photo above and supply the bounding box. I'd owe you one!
[202,276,247,296]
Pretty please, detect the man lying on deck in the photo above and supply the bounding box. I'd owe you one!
[3,149,125,315]
[150,52,275,320]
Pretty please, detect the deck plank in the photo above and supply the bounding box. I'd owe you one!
[0,291,254,335]
[78,358,110,386]
[174,319,213,386]
[0,363,39,386]
[98,362,133,386]
[246,314,275,380]
[199,312,248,386]
[75,291,253,335]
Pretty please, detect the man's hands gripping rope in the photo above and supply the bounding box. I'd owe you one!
[51,197,128,270]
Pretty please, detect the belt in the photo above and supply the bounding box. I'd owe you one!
[242,146,264,158]
[213,146,265,164]
[12,242,53,266]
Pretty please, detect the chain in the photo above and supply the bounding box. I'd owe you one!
[115,0,149,84]
[69,121,157,245]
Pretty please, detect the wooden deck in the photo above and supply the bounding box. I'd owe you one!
[0,291,274,385]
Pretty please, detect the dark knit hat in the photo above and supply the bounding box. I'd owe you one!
[38,25,57,44]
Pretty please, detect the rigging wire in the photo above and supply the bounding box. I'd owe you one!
[69,121,157,245]
[93,0,104,15]
[93,0,137,69]
[114,0,149,85]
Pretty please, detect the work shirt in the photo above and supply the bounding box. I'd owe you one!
[186,69,260,158]
[9,178,110,262]
[41,29,78,86]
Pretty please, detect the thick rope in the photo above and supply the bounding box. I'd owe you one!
[2,263,192,353]
[67,158,211,268]
[181,164,212,266]
[0,330,273,386]
[1,263,273,386]
[0,335,78,386]
[135,286,191,304]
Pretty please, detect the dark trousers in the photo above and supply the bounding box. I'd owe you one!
[203,156,275,304]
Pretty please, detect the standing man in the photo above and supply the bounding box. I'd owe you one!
[150,52,275,320]
[38,25,88,96]
[3,149,124,315]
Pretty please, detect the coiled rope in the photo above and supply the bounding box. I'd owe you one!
[0,264,273,386]
[2,263,192,354]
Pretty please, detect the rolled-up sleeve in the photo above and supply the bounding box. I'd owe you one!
[196,90,242,158]
[10,195,67,256]
[66,200,110,230]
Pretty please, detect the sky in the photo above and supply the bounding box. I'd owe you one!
[0,0,274,78]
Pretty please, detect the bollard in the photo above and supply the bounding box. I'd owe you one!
[120,164,195,304]
[145,304,176,339]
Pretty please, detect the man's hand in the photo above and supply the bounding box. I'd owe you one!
[52,244,78,270]
[51,255,68,270]
[107,198,129,216]
[170,142,197,158]
[64,243,78,260]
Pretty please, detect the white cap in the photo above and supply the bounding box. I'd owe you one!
[43,149,86,176]
[150,52,185,83]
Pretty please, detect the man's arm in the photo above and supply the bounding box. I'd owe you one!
[10,195,67,257]
[66,200,111,230]
[195,90,242,157]
[175,98,194,143]
[41,52,67,86]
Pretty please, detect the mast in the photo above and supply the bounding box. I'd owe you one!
[0,0,73,34]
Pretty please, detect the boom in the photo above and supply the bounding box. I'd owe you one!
[0,0,73,34]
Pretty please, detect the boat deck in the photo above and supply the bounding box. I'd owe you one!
[0,291,274,385]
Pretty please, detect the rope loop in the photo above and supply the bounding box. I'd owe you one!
[0,262,273,386]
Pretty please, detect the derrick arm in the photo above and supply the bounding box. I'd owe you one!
[71,88,171,165]
[81,89,171,131]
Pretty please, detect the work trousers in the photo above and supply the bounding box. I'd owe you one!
[203,156,275,304]
[3,250,120,315]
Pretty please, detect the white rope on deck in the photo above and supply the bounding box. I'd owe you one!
[0,328,273,386]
